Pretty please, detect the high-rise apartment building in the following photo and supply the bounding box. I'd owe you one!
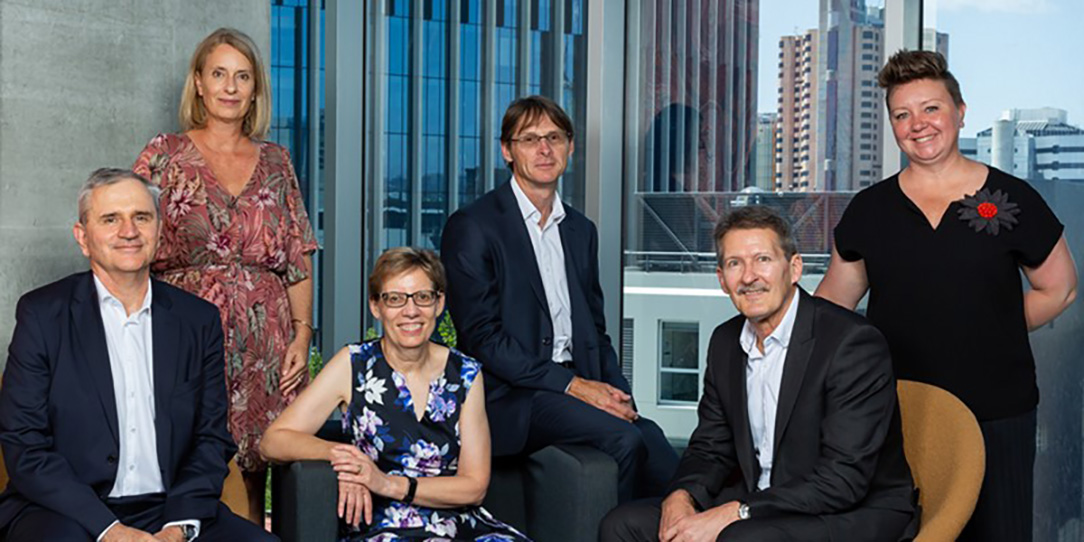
[775,0,884,192]
[775,31,819,191]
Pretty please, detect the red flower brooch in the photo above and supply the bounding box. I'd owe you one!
[958,188,1019,235]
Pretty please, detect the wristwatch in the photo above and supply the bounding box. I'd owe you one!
[180,525,197,542]
[737,502,751,520]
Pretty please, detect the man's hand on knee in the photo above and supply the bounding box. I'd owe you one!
[566,376,637,421]
[662,499,742,542]
[659,489,698,541]
[102,523,159,542]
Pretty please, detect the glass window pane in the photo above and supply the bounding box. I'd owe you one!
[660,322,698,370]
[660,372,699,404]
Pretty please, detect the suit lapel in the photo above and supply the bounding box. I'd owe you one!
[70,272,120,445]
[496,182,549,309]
[151,281,180,473]
[772,290,815,458]
[728,338,759,492]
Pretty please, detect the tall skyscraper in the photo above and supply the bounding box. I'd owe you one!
[818,0,885,191]
[775,31,820,191]
[640,0,759,193]
[775,0,884,192]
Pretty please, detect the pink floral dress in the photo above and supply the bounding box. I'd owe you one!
[134,133,318,472]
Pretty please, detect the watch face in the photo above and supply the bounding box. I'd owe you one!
[182,525,197,541]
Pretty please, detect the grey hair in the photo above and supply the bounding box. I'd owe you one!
[77,168,161,224]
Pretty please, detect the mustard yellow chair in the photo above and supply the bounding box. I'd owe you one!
[0,452,253,523]
[897,380,986,541]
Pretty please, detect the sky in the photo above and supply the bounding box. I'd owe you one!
[757,0,1084,138]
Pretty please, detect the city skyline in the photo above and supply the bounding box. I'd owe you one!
[758,0,1082,148]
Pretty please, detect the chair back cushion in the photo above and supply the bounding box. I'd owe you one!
[897,380,985,541]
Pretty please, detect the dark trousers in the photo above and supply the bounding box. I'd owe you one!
[958,409,1037,542]
[522,390,679,502]
[600,497,832,542]
[5,495,277,542]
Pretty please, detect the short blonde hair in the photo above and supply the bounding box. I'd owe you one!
[179,28,271,139]
[368,247,447,299]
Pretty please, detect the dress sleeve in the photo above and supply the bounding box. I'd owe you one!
[834,190,870,262]
[1005,178,1063,268]
[278,146,320,285]
[132,133,172,186]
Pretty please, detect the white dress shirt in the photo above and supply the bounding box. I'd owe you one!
[739,291,800,490]
[511,178,573,363]
[93,276,199,540]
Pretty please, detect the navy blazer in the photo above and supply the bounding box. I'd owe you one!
[0,271,236,537]
[669,290,916,540]
[441,181,629,456]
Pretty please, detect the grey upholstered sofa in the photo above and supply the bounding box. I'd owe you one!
[271,444,618,542]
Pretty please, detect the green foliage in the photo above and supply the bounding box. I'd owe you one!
[307,346,324,379]
[364,327,380,340]
[437,311,457,348]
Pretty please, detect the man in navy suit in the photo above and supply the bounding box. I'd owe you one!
[0,169,276,542]
[441,96,678,502]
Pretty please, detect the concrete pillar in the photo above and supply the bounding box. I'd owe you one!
[0,0,270,354]
[991,118,1016,173]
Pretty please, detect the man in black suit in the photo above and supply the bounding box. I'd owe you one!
[601,206,917,541]
[441,96,678,502]
[0,169,275,542]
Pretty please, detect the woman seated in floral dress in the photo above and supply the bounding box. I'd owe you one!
[261,247,530,541]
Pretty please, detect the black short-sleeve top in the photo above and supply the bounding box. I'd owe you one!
[834,167,1063,421]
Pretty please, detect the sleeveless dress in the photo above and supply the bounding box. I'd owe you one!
[341,340,531,542]
[133,132,319,471]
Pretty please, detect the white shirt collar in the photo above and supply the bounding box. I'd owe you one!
[740,288,800,357]
[93,274,152,316]
[510,176,566,226]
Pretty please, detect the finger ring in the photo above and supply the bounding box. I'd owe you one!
[356,465,362,474]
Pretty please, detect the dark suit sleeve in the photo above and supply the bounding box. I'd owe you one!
[163,307,236,522]
[744,324,896,518]
[666,330,737,509]
[441,211,575,393]
[0,296,117,536]
[585,221,631,394]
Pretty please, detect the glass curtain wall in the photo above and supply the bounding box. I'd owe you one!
[923,1,1084,538]
[622,0,889,437]
[270,0,326,343]
[363,0,588,329]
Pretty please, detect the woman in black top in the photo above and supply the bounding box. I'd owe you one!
[816,51,1077,542]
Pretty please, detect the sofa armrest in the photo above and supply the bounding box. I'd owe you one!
[271,460,338,542]
[526,444,619,542]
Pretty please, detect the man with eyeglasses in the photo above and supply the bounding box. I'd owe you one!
[441,95,678,503]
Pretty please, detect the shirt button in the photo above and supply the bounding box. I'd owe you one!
[130,427,136,433]
[128,464,135,471]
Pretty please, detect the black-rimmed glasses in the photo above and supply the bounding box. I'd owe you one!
[380,290,441,308]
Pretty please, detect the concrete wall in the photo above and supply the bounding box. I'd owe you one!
[0,1,269,354]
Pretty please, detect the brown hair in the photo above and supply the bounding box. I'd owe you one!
[368,247,447,299]
[878,50,964,107]
[500,95,574,171]
[713,206,798,266]
[179,28,272,139]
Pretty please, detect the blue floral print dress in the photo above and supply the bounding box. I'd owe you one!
[341,340,531,542]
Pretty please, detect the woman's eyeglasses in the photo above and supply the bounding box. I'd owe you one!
[380,290,441,308]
